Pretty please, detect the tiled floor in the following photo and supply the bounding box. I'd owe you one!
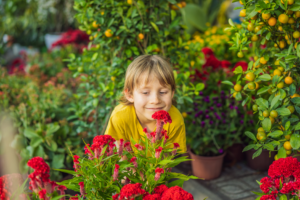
[174,162,267,200]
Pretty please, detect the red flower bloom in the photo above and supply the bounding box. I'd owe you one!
[152,111,172,142]
[161,186,194,200]
[70,194,79,200]
[154,168,164,181]
[134,144,144,151]
[38,189,47,200]
[124,142,133,152]
[202,55,221,70]
[155,147,163,159]
[153,184,169,196]
[260,195,277,200]
[143,193,161,200]
[260,177,273,193]
[27,157,50,175]
[130,157,138,168]
[119,139,124,156]
[280,182,294,194]
[152,111,172,124]
[201,47,214,59]
[113,164,120,181]
[79,182,85,198]
[112,193,119,200]
[119,183,145,200]
[268,157,300,178]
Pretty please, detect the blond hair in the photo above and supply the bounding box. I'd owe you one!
[120,55,176,105]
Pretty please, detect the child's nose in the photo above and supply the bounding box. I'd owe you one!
[150,93,160,104]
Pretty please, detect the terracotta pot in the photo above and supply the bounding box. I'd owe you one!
[246,149,276,171]
[189,150,226,180]
[224,143,244,163]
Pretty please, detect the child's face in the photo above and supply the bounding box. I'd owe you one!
[127,73,174,124]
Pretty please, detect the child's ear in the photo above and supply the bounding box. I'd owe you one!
[171,90,175,98]
[124,89,134,103]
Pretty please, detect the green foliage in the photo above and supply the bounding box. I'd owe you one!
[227,0,300,159]
[0,0,75,47]
[0,50,83,180]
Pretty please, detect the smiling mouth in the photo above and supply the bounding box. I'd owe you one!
[146,107,163,111]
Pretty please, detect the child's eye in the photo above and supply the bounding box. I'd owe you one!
[160,92,167,94]
[142,92,148,94]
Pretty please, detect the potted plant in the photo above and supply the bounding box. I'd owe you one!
[185,88,251,180]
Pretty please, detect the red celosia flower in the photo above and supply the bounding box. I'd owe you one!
[260,177,273,193]
[130,157,138,168]
[153,184,169,196]
[154,168,164,181]
[152,111,172,124]
[112,193,119,200]
[152,111,172,142]
[119,183,145,200]
[161,186,193,200]
[27,157,50,175]
[155,147,163,159]
[91,135,116,158]
[134,144,144,151]
[143,193,161,200]
[280,182,294,194]
[113,164,120,181]
[57,185,67,200]
[172,143,180,155]
[78,182,85,198]
[260,195,277,200]
[38,189,47,200]
[268,157,300,178]
[124,142,133,152]
[73,155,80,172]
[143,128,151,140]
[73,155,80,164]
[119,139,124,156]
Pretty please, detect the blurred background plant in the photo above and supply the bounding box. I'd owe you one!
[0,0,76,48]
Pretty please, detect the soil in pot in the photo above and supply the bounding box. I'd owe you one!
[246,149,276,171]
[189,149,226,180]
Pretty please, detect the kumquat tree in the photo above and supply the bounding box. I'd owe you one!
[224,0,300,159]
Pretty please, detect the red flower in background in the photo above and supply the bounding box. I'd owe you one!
[201,47,214,59]
[51,29,89,49]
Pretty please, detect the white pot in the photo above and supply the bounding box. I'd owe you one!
[44,33,62,50]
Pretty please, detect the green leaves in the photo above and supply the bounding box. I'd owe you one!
[256,98,269,109]
[290,134,300,149]
[233,66,243,74]
[262,118,271,132]
[150,22,159,33]
[275,108,291,116]
[257,74,271,81]
[268,130,283,138]
[270,95,280,110]
[278,147,287,159]
[245,131,257,141]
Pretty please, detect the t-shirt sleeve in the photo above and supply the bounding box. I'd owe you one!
[168,122,187,153]
[104,114,127,141]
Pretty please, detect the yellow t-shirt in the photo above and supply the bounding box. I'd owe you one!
[104,104,187,153]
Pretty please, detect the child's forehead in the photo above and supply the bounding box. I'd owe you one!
[136,73,170,89]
